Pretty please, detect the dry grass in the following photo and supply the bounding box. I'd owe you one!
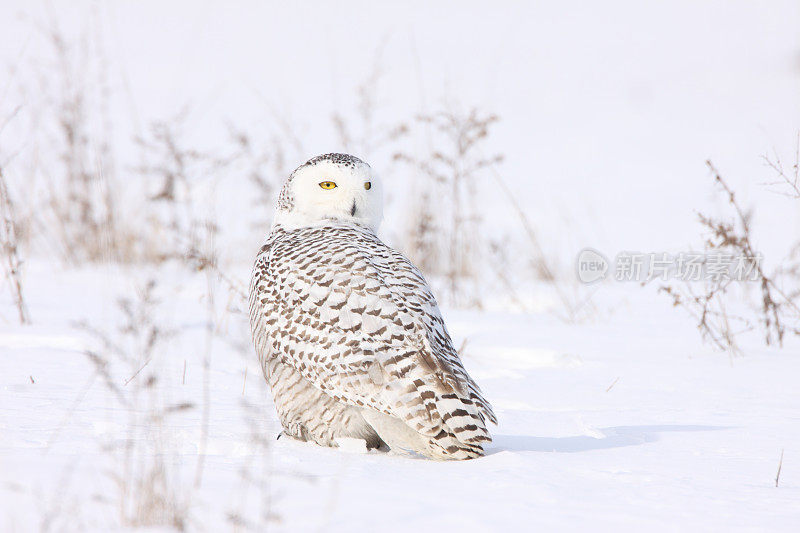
[486,166,598,321]
[395,108,502,307]
[226,399,280,531]
[81,280,190,530]
[659,160,800,355]
[12,16,579,315]
[38,19,132,264]
[762,133,800,199]
[775,448,784,488]
[0,166,30,323]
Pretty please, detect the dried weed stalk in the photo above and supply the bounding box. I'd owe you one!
[762,133,800,199]
[659,161,800,355]
[40,19,130,263]
[0,167,30,323]
[226,399,279,531]
[396,108,502,307]
[486,166,596,321]
[134,113,286,264]
[81,280,189,530]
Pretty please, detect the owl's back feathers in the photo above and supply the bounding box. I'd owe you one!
[249,221,495,459]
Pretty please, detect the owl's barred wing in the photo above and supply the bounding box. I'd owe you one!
[250,223,495,457]
[370,245,497,426]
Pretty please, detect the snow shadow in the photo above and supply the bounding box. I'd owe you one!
[488,425,730,454]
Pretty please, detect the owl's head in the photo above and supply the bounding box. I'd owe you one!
[273,153,383,230]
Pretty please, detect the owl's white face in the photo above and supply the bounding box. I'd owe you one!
[274,155,383,230]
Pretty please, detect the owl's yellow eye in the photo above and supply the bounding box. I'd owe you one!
[319,181,337,190]
[364,182,372,190]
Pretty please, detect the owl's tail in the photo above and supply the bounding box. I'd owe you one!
[359,381,493,460]
[360,408,487,460]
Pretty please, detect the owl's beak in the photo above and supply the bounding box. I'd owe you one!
[350,200,357,217]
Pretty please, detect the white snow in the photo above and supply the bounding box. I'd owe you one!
[2,265,799,531]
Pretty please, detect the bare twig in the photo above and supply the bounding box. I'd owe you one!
[124,358,152,386]
[605,377,620,393]
[660,161,800,355]
[775,449,784,487]
[486,166,593,321]
[706,161,800,345]
[0,167,30,323]
[194,228,216,489]
[184,244,247,305]
[84,350,132,408]
[761,133,800,198]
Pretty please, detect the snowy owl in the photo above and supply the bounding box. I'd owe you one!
[249,153,496,460]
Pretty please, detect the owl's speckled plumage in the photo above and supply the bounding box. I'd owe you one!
[249,153,496,460]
